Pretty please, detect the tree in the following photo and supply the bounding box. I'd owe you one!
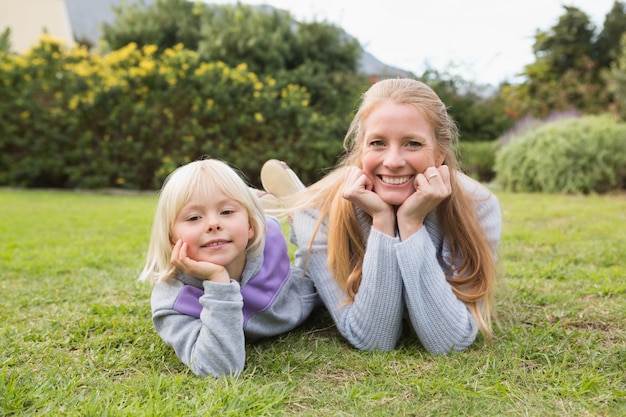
[194,4,366,116]
[196,4,296,74]
[0,27,11,53]
[101,0,202,52]
[531,6,595,81]
[608,33,626,118]
[503,5,614,117]
[422,69,514,142]
[282,21,365,117]
[99,0,370,176]
[594,1,626,70]
[101,1,368,137]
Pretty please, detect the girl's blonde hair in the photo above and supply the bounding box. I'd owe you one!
[293,78,497,338]
[139,159,266,284]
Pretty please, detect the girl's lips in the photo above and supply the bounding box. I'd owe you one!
[201,239,230,248]
[378,175,413,185]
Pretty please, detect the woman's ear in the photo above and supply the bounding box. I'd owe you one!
[435,151,446,167]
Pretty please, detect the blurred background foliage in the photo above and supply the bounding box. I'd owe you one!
[496,115,626,193]
[1,0,625,193]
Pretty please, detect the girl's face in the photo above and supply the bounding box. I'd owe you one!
[172,187,254,278]
[360,101,443,206]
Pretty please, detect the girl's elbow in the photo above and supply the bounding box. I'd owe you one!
[188,354,245,378]
[190,361,244,378]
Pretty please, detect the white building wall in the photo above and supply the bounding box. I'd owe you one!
[0,0,76,53]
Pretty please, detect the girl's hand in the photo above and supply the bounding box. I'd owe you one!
[396,165,452,240]
[341,166,396,235]
[170,239,230,283]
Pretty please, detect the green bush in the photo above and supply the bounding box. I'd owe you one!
[457,141,498,182]
[495,115,626,193]
[0,35,77,187]
[0,37,346,189]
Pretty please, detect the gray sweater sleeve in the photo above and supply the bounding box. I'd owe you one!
[151,278,245,377]
[395,227,477,353]
[292,210,404,351]
[397,175,502,353]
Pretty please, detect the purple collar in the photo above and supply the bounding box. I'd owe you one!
[172,218,291,327]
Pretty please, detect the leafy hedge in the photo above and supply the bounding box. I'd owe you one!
[0,36,345,189]
[457,141,498,182]
[495,115,626,193]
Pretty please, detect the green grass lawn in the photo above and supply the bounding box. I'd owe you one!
[1,188,624,416]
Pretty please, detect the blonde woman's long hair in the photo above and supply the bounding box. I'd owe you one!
[293,78,497,338]
[139,159,267,284]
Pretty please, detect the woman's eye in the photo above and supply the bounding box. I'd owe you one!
[369,140,385,147]
[407,141,422,148]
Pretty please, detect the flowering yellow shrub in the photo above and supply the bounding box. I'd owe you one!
[0,35,341,189]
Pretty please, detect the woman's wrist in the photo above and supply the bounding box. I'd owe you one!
[371,211,396,236]
[398,220,423,241]
[397,210,425,240]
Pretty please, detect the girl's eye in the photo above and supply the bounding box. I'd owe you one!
[187,215,201,222]
[220,209,235,215]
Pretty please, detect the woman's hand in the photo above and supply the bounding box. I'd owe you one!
[341,166,396,236]
[170,239,230,283]
[396,165,452,240]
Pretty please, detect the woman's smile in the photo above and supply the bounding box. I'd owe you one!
[379,175,413,185]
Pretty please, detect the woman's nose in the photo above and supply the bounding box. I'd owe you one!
[383,148,406,168]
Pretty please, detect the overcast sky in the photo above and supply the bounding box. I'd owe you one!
[211,0,618,85]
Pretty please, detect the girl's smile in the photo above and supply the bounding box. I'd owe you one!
[172,188,254,280]
[201,239,231,248]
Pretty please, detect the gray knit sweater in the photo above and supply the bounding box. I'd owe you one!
[291,173,501,353]
[150,217,317,377]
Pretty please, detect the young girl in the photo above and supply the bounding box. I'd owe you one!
[139,159,317,377]
[263,78,501,354]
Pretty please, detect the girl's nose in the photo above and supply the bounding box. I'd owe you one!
[206,217,222,232]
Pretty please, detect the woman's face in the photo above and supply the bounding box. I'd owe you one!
[360,101,443,206]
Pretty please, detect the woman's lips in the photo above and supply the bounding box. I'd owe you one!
[379,175,412,185]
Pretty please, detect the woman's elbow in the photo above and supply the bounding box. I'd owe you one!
[349,334,399,352]
[422,335,475,355]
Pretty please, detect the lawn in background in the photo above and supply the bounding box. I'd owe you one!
[1,188,624,416]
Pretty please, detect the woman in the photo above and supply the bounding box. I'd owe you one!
[262,78,501,353]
